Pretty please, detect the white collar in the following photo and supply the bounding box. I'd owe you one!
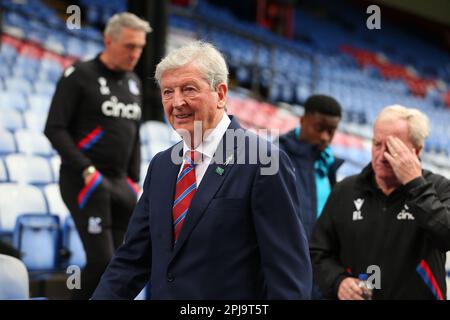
[182,113,231,160]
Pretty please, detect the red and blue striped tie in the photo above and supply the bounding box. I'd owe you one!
[172,150,197,243]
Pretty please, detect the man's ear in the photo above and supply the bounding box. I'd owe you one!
[216,83,228,109]
[299,115,305,126]
[104,34,112,48]
[414,146,422,157]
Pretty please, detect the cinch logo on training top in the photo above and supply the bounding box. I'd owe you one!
[397,204,415,220]
[101,96,141,120]
[352,198,364,221]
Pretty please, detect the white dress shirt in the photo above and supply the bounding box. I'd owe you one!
[179,113,231,187]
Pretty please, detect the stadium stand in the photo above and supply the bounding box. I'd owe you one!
[0,0,449,299]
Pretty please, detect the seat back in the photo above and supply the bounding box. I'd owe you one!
[12,214,60,272]
[0,109,24,131]
[0,254,29,299]
[63,216,86,268]
[44,183,69,221]
[0,129,16,155]
[0,159,8,182]
[0,183,48,231]
[15,129,54,157]
[5,154,54,185]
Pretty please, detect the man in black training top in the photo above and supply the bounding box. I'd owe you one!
[45,12,151,299]
[311,105,450,300]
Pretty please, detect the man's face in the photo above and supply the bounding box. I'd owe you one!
[160,64,227,145]
[371,118,415,182]
[300,112,340,151]
[104,27,146,71]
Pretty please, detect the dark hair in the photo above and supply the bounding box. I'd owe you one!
[304,94,342,118]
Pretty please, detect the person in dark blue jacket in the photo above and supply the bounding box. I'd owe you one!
[278,95,343,299]
[278,94,344,241]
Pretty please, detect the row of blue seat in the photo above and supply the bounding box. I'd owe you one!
[6,213,85,272]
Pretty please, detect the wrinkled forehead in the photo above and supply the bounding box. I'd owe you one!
[160,65,206,87]
[373,118,410,142]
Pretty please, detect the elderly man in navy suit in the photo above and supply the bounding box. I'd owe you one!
[91,41,312,300]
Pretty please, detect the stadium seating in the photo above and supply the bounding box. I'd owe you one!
[1,0,450,299]
[62,216,86,269]
[0,109,24,131]
[49,155,61,182]
[12,214,61,272]
[5,154,54,186]
[0,254,29,299]
[0,159,8,183]
[44,183,69,222]
[23,110,47,132]
[15,129,54,157]
[0,130,17,155]
[0,183,48,232]
[0,91,28,112]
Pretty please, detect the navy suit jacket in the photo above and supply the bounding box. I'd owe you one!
[92,118,312,299]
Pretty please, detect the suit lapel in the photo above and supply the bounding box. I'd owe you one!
[171,118,241,257]
[154,144,183,251]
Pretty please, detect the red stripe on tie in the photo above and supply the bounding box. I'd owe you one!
[172,151,197,243]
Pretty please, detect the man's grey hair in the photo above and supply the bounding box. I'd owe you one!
[104,12,152,39]
[155,41,229,90]
[375,104,430,149]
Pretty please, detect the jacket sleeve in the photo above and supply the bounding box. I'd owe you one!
[309,185,349,299]
[252,148,312,299]
[91,159,154,299]
[44,66,93,172]
[404,174,450,251]
[127,125,141,182]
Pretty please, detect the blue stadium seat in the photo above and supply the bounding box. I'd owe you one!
[0,130,17,155]
[44,183,69,222]
[5,78,34,94]
[0,91,28,112]
[140,120,175,145]
[33,81,56,96]
[0,254,29,299]
[12,214,61,272]
[148,141,173,159]
[23,110,47,132]
[27,94,52,114]
[5,154,54,186]
[49,155,61,182]
[0,109,24,131]
[140,145,150,161]
[63,216,86,269]
[0,64,11,78]
[0,183,48,232]
[15,129,54,157]
[0,159,8,182]
[11,63,39,82]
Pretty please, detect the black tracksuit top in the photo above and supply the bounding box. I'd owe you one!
[45,56,142,182]
[311,164,450,300]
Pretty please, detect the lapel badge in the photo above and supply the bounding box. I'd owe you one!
[224,154,234,166]
[215,167,225,176]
